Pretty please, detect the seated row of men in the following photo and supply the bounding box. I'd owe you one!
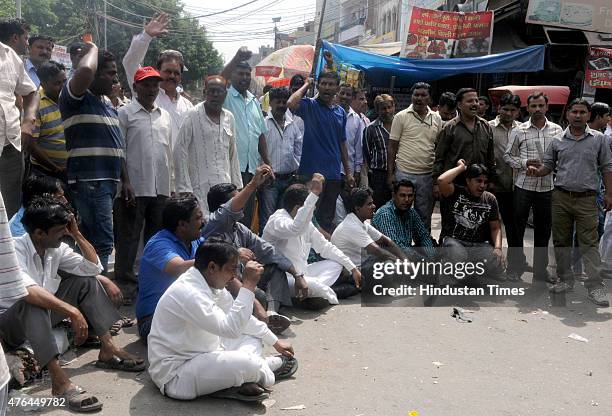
[1,162,507,410]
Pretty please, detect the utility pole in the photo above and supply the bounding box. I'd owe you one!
[103,0,107,50]
[272,17,281,50]
[16,0,21,18]
[310,0,327,88]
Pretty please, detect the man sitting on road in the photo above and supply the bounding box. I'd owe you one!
[148,240,297,403]
[437,161,504,280]
[203,165,307,334]
[263,174,362,306]
[0,197,144,413]
[372,179,436,260]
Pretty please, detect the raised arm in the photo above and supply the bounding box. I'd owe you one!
[287,78,310,111]
[220,47,252,81]
[437,159,466,197]
[69,43,98,97]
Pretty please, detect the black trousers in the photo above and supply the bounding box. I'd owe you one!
[495,191,524,271]
[514,187,552,280]
[368,169,392,210]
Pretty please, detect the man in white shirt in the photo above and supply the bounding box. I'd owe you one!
[263,174,362,306]
[148,240,297,402]
[174,75,242,214]
[122,12,193,148]
[331,187,407,269]
[0,197,145,412]
[258,87,303,231]
[0,20,40,218]
[114,66,173,299]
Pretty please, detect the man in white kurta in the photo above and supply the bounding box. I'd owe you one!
[148,242,294,400]
[173,77,243,214]
[262,174,362,305]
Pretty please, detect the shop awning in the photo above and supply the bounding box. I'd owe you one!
[318,40,546,85]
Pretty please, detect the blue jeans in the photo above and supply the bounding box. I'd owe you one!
[69,180,117,272]
[257,175,295,234]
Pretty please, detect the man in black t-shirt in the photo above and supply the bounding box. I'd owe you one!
[438,160,504,279]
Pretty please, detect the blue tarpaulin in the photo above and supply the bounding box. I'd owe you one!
[318,40,546,85]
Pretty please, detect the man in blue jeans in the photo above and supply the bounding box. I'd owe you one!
[59,41,134,272]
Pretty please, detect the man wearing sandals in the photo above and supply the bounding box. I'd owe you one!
[148,240,298,402]
[0,197,144,413]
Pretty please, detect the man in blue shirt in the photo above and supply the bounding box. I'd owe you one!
[287,73,355,233]
[221,48,271,228]
[372,179,435,260]
[136,194,204,341]
[25,34,54,88]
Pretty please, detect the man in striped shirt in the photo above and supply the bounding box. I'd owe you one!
[28,61,68,180]
[503,92,563,281]
[59,42,133,272]
[363,94,394,209]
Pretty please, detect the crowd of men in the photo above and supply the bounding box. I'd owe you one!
[1,11,612,413]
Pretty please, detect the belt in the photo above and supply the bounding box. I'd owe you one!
[555,187,597,198]
[275,172,296,179]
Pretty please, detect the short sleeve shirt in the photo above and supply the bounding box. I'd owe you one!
[136,229,203,319]
[441,186,499,243]
[296,97,347,180]
[331,213,383,266]
[58,83,125,182]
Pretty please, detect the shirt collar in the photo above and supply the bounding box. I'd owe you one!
[39,87,57,104]
[491,116,518,131]
[126,99,160,115]
[0,41,9,55]
[407,104,434,118]
[526,116,551,130]
[158,87,183,103]
[265,112,293,128]
[563,125,595,141]
[25,58,36,72]
[229,85,254,102]
[22,233,45,262]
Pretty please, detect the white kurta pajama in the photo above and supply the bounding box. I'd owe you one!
[147,267,278,400]
[173,104,243,213]
[262,192,356,305]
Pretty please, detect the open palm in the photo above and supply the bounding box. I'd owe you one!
[145,12,170,38]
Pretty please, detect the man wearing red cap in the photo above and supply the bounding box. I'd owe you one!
[114,66,173,301]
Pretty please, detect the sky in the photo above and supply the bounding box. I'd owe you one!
[182,0,317,63]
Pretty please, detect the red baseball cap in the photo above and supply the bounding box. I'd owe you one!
[134,66,162,82]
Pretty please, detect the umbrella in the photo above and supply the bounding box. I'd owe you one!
[255,44,314,82]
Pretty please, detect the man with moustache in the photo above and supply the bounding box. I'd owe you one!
[122,12,193,148]
[387,82,442,230]
[363,94,395,208]
[437,91,457,123]
[174,75,242,214]
[504,92,563,282]
[527,99,612,306]
[433,87,497,186]
[221,48,271,228]
[337,83,365,185]
[113,67,173,301]
[287,74,355,233]
[59,41,133,273]
[25,34,54,88]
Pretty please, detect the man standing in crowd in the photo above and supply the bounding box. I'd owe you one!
[25,35,54,88]
[372,179,435,259]
[478,95,491,119]
[174,75,242,213]
[258,87,302,231]
[263,176,362,305]
[363,94,394,208]
[287,74,305,135]
[59,42,132,272]
[123,12,193,147]
[287,74,355,233]
[28,61,68,181]
[527,99,612,306]
[434,88,496,186]
[221,48,271,227]
[437,161,504,279]
[437,91,457,123]
[0,19,39,219]
[1,197,145,412]
[337,83,364,184]
[148,240,297,403]
[504,92,563,282]
[352,88,370,129]
[387,82,442,230]
[114,66,173,302]
[489,93,522,279]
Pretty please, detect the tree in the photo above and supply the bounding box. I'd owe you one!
[17,0,223,94]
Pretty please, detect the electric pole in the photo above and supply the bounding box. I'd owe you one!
[273,17,281,50]
[16,0,21,18]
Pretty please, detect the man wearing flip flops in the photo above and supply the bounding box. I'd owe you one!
[148,240,298,402]
[0,197,145,412]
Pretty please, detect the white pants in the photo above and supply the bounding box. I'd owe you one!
[286,260,342,305]
[601,211,612,276]
[163,335,275,400]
